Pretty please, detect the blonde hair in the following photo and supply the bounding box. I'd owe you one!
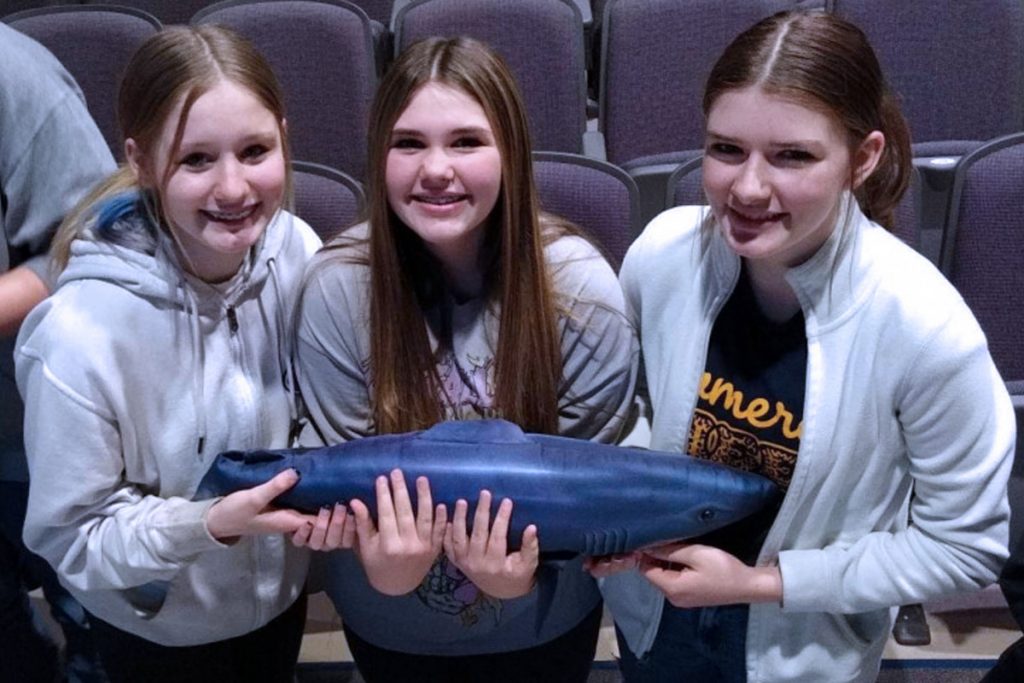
[51,25,292,271]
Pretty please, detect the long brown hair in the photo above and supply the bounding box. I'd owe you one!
[359,37,561,434]
[50,25,292,270]
[702,10,911,229]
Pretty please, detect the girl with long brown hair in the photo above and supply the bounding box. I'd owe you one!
[295,36,637,682]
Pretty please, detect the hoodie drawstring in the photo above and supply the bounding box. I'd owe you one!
[181,283,207,456]
[154,234,208,458]
[267,257,299,435]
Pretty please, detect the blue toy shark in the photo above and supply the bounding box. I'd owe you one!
[198,419,779,555]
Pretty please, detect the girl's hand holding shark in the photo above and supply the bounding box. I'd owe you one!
[638,542,783,608]
[444,489,539,599]
[584,552,639,578]
[349,469,447,596]
[290,501,354,551]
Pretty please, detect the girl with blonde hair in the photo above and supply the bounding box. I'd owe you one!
[17,25,332,682]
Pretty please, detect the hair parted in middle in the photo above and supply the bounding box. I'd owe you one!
[361,36,563,435]
[702,9,912,230]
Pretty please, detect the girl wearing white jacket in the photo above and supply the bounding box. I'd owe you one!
[16,26,331,682]
[596,10,1014,683]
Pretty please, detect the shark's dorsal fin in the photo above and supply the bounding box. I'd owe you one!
[418,419,530,444]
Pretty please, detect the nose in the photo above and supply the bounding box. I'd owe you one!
[419,147,454,187]
[731,156,770,204]
[213,158,247,204]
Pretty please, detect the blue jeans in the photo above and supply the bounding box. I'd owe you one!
[616,601,749,683]
[0,480,108,683]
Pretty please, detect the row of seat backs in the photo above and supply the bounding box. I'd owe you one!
[0,0,391,24]
[2,0,590,175]
[7,0,1023,178]
[599,0,1024,167]
[2,1,380,177]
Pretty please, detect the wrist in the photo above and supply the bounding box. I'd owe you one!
[478,573,536,600]
[748,565,783,604]
[204,498,239,543]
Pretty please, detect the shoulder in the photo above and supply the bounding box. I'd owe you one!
[544,233,625,310]
[851,225,994,392]
[543,231,609,277]
[860,224,980,340]
[303,221,370,290]
[627,205,708,261]
[271,210,322,262]
[621,206,708,282]
[27,273,163,340]
[619,206,712,313]
[297,222,371,328]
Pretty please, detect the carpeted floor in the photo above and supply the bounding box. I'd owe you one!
[296,659,1000,682]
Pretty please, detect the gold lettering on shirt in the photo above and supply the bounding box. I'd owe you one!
[698,372,803,440]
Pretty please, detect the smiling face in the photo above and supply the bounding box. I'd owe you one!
[384,81,503,279]
[128,78,286,282]
[703,87,877,269]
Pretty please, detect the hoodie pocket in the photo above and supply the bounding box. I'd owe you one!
[125,578,174,619]
[831,608,890,650]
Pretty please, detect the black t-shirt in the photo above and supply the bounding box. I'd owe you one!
[686,266,807,563]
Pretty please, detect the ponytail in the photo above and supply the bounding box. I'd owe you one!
[855,91,912,231]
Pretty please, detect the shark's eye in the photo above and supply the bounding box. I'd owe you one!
[700,509,716,522]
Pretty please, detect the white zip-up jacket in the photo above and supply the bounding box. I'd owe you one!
[603,203,1014,682]
[16,206,320,646]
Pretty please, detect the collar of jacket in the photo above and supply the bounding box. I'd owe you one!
[705,193,876,336]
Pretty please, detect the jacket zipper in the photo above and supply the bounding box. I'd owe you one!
[226,306,239,335]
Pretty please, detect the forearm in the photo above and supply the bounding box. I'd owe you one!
[0,266,48,338]
[25,489,223,593]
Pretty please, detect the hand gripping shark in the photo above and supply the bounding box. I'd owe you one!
[198,419,780,555]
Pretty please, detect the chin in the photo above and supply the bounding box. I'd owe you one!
[724,235,783,263]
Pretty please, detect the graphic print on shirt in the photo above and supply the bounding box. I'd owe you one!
[437,351,497,420]
[416,348,503,627]
[689,372,800,489]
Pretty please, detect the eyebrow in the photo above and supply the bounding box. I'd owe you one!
[178,129,278,149]
[706,130,822,148]
[390,126,493,137]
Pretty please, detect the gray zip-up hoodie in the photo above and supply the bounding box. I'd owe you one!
[16,207,320,645]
